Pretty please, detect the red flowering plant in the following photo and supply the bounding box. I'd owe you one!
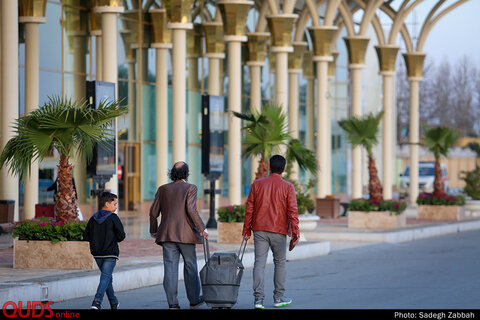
[12,217,87,243]
[217,205,246,222]
[416,192,465,206]
[348,199,407,216]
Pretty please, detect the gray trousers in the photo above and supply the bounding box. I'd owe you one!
[253,231,287,301]
[161,242,202,307]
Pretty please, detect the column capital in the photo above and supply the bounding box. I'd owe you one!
[288,41,307,71]
[150,8,172,45]
[266,14,298,48]
[19,0,47,20]
[203,22,225,57]
[375,45,400,74]
[246,32,270,64]
[218,0,253,38]
[302,51,315,79]
[403,52,426,80]
[308,25,337,57]
[344,36,370,66]
[328,51,339,78]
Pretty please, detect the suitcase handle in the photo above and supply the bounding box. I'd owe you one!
[202,237,248,265]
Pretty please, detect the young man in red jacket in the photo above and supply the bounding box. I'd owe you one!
[242,155,300,309]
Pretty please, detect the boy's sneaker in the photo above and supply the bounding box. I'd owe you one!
[274,297,292,308]
[91,300,101,310]
[254,299,265,309]
[110,302,119,310]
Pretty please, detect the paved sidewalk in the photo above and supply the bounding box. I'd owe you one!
[2,207,480,304]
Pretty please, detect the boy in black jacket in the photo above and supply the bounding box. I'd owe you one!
[83,192,126,310]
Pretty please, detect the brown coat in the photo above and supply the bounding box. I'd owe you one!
[149,181,206,245]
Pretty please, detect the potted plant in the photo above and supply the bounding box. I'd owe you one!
[338,111,408,229]
[417,125,465,220]
[0,96,127,269]
[12,217,93,269]
[216,205,246,243]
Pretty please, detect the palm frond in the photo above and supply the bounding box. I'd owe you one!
[338,111,384,155]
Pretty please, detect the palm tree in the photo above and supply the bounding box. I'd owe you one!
[338,111,384,203]
[0,96,128,222]
[422,125,460,197]
[233,103,316,179]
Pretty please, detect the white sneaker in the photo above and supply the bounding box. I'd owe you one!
[254,299,265,309]
[274,297,292,307]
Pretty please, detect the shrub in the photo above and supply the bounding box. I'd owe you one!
[348,199,407,215]
[416,192,466,206]
[12,217,87,243]
[459,165,480,200]
[217,205,245,222]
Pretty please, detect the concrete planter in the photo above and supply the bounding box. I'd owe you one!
[348,211,406,229]
[14,240,94,269]
[299,214,320,231]
[417,205,465,221]
[217,222,244,244]
[465,200,480,217]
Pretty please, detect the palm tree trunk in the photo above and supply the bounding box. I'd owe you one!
[255,152,269,179]
[368,154,383,203]
[433,158,446,197]
[55,153,78,222]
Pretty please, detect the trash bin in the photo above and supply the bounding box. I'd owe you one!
[0,200,15,223]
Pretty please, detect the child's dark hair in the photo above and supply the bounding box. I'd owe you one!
[99,191,117,209]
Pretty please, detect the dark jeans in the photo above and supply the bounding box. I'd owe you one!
[161,242,202,307]
[94,258,118,305]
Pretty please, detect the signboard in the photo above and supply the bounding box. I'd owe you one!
[86,80,116,177]
[201,95,226,178]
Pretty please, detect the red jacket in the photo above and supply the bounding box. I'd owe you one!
[242,174,299,239]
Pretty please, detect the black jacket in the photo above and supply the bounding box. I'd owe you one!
[83,210,126,259]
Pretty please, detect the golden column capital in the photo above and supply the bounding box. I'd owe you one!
[246,32,270,65]
[288,41,307,72]
[120,30,136,62]
[308,26,337,59]
[344,36,370,67]
[328,51,339,78]
[203,22,225,59]
[89,5,102,36]
[266,14,298,50]
[375,45,400,75]
[150,8,172,46]
[165,0,193,28]
[187,23,203,58]
[268,47,276,73]
[19,0,47,23]
[94,0,124,14]
[218,0,254,42]
[403,52,426,81]
[122,9,151,48]
[63,0,89,35]
[302,50,315,79]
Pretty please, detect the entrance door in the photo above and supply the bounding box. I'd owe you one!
[118,142,141,211]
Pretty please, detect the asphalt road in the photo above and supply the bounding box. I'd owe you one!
[52,229,480,312]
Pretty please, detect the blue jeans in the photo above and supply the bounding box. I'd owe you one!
[94,258,118,305]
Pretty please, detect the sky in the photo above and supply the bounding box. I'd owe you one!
[413,0,480,66]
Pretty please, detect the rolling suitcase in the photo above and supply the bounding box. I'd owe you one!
[199,237,247,309]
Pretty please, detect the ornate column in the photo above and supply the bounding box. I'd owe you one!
[1,0,20,220]
[266,14,297,118]
[150,8,171,187]
[344,36,369,198]
[288,41,307,180]
[165,0,193,163]
[246,32,269,182]
[218,0,253,205]
[18,0,47,219]
[94,0,124,196]
[309,26,336,198]
[403,52,426,205]
[203,22,225,96]
[375,45,399,200]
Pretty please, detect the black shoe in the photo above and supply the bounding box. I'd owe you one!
[110,301,119,310]
[91,300,101,310]
[169,304,181,309]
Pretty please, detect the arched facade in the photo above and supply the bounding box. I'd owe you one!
[0,0,470,221]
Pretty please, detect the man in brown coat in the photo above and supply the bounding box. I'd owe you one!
[150,161,208,309]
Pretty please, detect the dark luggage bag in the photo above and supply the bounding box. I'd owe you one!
[199,237,247,309]
[35,203,55,219]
